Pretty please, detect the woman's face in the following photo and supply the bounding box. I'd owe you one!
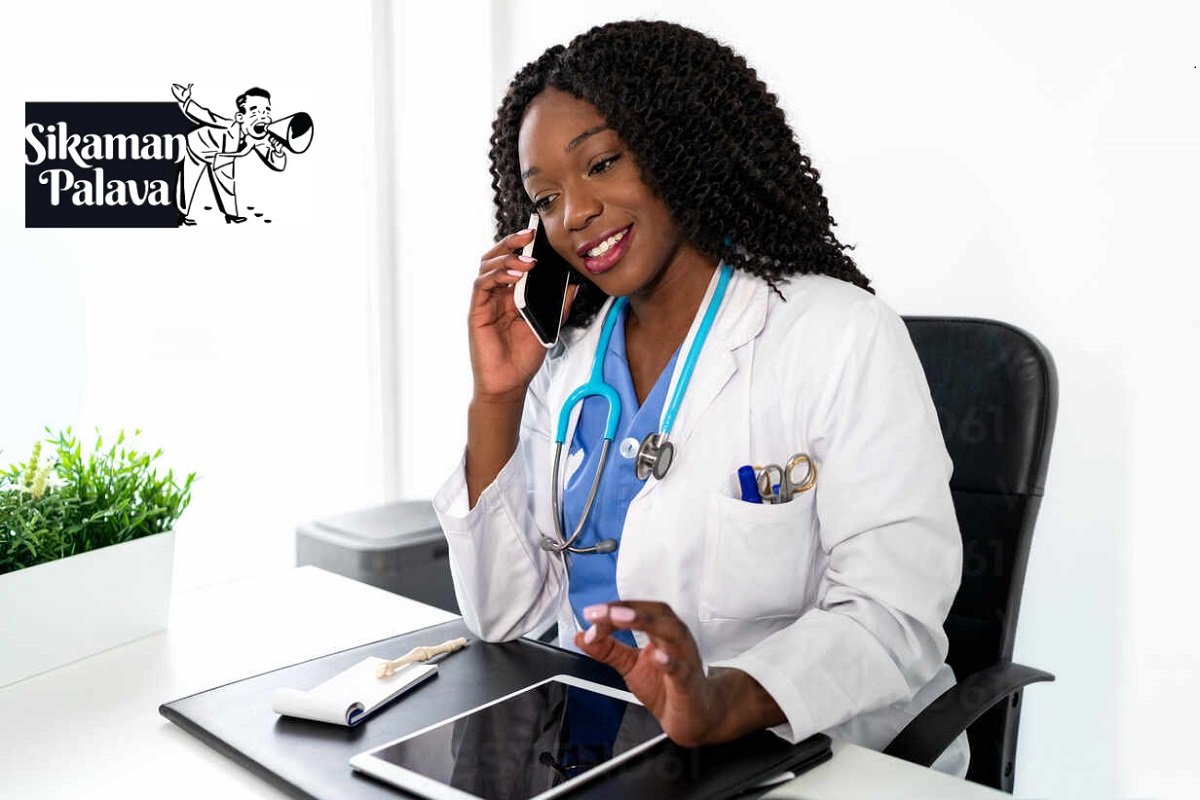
[517,87,690,298]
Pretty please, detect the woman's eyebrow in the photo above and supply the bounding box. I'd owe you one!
[565,124,610,152]
[521,125,612,180]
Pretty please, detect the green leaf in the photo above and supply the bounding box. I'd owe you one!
[0,427,197,574]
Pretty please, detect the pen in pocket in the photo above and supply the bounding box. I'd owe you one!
[737,465,762,504]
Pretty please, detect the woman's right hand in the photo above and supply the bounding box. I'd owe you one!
[469,227,578,403]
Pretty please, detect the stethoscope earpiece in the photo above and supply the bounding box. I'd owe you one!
[592,538,618,554]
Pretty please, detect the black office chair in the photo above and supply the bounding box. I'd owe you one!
[882,317,1058,793]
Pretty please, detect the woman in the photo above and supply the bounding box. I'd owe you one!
[433,20,969,777]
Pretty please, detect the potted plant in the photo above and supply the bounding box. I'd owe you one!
[0,427,196,687]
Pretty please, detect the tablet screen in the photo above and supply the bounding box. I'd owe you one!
[363,678,664,799]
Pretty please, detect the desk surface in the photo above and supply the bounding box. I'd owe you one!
[0,566,1007,799]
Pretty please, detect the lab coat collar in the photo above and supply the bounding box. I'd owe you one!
[709,265,771,351]
[549,265,767,359]
[547,264,768,358]
[640,266,766,500]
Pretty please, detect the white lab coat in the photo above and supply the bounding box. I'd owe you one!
[433,268,970,778]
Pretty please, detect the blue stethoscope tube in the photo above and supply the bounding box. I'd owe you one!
[542,263,734,556]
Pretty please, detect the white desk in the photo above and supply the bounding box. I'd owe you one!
[0,567,1007,799]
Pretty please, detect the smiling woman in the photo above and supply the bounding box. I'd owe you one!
[433,19,971,780]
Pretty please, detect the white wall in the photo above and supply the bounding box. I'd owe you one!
[0,0,386,590]
[386,1,498,503]
[397,2,1200,799]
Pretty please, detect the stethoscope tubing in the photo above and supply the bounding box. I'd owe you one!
[546,438,613,554]
[659,264,732,436]
[543,263,733,556]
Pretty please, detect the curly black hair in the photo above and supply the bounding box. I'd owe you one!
[488,20,874,330]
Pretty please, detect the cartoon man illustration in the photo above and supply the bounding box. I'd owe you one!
[171,83,286,225]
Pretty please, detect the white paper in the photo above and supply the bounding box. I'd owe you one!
[272,657,437,726]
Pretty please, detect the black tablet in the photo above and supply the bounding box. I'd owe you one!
[350,674,667,800]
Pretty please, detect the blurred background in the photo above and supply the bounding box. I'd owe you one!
[2,1,1197,797]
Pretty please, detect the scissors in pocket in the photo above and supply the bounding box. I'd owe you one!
[756,453,817,504]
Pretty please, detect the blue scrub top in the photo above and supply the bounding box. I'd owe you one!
[562,301,681,649]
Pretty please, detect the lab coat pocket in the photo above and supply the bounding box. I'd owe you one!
[698,490,818,622]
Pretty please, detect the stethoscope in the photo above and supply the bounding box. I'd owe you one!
[540,263,733,556]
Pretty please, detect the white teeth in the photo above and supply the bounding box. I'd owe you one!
[586,228,628,258]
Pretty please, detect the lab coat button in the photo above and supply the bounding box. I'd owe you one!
[619,437,640,459]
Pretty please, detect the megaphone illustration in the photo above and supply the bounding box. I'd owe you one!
[264,112,314,154]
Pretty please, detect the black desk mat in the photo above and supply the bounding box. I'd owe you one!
[160,618,831,799]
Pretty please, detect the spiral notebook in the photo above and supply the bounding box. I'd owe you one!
[271,657,437,726]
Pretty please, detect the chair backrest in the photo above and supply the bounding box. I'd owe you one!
[903,317,1058,789]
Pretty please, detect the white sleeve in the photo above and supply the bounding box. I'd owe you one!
[708,296,961,744]
[432,367,567,643]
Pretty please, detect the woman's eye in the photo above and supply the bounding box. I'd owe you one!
[588,154,622,176]
[533,195,555,211]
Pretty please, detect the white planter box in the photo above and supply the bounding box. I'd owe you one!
[0,530,174,688]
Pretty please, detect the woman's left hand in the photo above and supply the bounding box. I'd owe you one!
[574,600,781,747]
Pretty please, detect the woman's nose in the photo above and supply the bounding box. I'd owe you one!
[564,189,602,233]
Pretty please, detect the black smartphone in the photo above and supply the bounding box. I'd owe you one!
[514,213,576,348]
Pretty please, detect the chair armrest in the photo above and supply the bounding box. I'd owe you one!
[882,661,1055,767]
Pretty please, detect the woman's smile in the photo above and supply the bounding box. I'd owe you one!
[579,223,634,274]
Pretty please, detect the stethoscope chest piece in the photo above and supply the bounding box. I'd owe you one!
[635,432,674,481]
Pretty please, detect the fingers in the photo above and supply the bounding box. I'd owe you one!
[478,251,535,279]
[475,251,534,286]
[470,269,523,313]
[472,251,535,320]
[480,227,536,264]
[584,601,702,682]
[574,616,639,675]
[599,601,693,648]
